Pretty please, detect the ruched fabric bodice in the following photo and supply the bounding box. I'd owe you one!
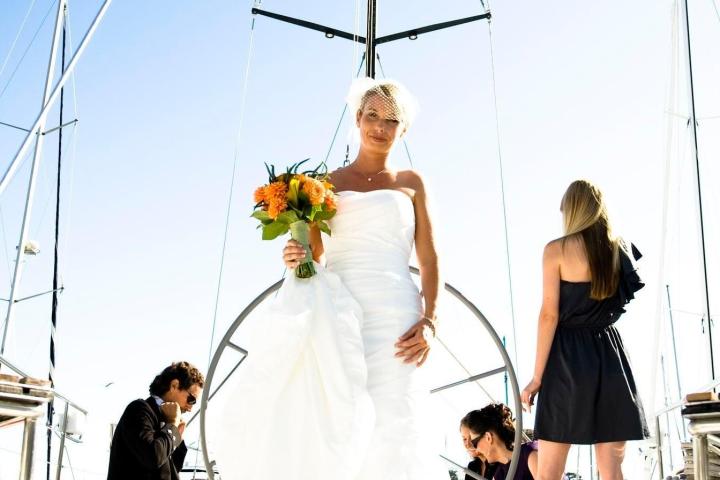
[325,190,423,350]
[325,189,415,274]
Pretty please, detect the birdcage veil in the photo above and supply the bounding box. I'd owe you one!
[346,77,419,135]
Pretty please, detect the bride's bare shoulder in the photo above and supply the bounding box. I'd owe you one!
[396,169,427,198]
[328,166,352,191]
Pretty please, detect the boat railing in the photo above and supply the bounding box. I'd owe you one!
[197,267,523,480]
[654,377,720,478]
[0,354,88,480]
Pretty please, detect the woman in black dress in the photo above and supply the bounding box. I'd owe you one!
[521,180,648,480]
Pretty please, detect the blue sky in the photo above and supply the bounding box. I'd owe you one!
[1,0,719,477]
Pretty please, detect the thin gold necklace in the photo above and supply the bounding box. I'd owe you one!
[351,163,390,182]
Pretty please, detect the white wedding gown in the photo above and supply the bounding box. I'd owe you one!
[213,189,446,479]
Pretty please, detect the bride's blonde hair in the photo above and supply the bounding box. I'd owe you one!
[560,180,619,300]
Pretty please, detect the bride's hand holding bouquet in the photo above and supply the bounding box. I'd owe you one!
[252,159,336,278]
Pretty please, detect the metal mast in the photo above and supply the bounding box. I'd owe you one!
[680,0,714,379]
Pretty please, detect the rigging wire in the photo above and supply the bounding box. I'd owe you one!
[375,54,414,168]
[57,6,80,279]
[194,3,263,471]
[0,0,39,81]
[0,0,58,102]
[352,0,362,81]
[485,15,520,370]
[0,206,11,283]
[711,0,720,25]
[206,0,261,375]
[323,54,366,168]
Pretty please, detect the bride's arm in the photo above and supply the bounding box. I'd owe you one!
[309,224,324,262]
[395,172,440,367]
[413,176,440,323]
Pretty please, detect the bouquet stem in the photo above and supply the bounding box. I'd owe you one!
[289,221,316,278]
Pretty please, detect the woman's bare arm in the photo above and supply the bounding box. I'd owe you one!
[521,240,561,412]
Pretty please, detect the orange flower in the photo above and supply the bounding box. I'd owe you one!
[324,190,337,211]
[302,177,325,206]
[264,181,288,201]
[264,181,288,219]
[267,199,287,219]
[253,186,265,204]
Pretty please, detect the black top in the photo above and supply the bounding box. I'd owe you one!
[492,441,537,480]
[465,458,497,480]
[534,242,650,444]
[107,397,187,480]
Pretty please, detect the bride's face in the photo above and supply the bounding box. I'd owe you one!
[356,95,405,155]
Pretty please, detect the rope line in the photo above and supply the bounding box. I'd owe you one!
[0,0,39,81]
[375,53,414,168]
[323,54,365,167]
[0,204,10,284]
[0,0,58,102]
[206,4,261,370]
[711,0,720,25]
[485,19,520,370]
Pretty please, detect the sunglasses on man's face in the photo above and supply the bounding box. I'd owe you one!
[186,391,197,405]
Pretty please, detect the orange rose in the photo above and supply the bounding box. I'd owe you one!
[302,178,325,206]
[324,191,337,211]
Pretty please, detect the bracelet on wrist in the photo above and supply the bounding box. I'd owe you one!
[421,316,437,337]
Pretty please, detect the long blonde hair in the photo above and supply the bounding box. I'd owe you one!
[560,180,619,300]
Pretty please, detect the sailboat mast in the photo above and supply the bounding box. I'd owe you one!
[680,0,714,378]
[47,11,67,480]
[366,0,377,78]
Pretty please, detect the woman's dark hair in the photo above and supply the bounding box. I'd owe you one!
[460,403,515,450]
[149,361,205,396]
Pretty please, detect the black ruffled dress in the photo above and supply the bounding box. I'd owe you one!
[534,242,650,444]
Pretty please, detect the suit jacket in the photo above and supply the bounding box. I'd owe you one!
[107,397,187,480]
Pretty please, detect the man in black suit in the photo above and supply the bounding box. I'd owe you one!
[107,361,204,480]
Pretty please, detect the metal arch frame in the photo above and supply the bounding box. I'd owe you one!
[199,268,522,480]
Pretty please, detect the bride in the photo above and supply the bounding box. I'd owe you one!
[213,79,445,479]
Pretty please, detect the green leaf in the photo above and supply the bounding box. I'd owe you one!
[251,210,271,221]
[262,221,289,240]
[302,205,313,220]
[292,158,310,174]
[275,210,300,224]
[296,191,310,209]
[316,221,332,236]
[251,210,273,225]
[313,208,336,221]
[264,162,276,183]
[307,205,322,222]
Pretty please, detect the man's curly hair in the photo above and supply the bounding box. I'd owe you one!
[149,361,204,396]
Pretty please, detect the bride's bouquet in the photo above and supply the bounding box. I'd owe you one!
[252,159,337,278]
